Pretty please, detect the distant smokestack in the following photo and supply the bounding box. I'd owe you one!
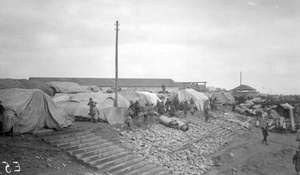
[240,71,242,85]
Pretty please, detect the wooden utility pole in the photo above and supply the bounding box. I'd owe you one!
[240,71,242,85]
[115,21,119,107]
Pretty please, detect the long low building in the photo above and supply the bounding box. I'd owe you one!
[29,77,179,93]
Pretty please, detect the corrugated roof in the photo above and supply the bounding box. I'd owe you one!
[29,77,177,87]
[30,77,114,87]
[231,84,256,91]
[175,82,207,91]
[115,78,176,87]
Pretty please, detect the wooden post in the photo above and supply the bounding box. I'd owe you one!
[240,71,242,85]
[115,21,119,107]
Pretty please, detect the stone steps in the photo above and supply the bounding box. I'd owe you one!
[112,161,149,175]
[185,117,238,139]
[124,163,158,175]
[39,129,171,175]
[61,139,108,151]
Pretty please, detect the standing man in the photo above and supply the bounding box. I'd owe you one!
[183,101,189,117]
[148,103,155,122]
[190,98,195,105]
[0,101,4,116]
[90,105,100,123]
[134,101,141,119]
[87,98,98,123]
[293,151,300,174]
[209,97,214,111]
[161,84,166,94]
[144,103,150,124]
[232,102,236,112]
[125,109,134,130]
[204,108,209,122]
[169,104,176,117]
[157,100,165,115]
[260,112,269,145]
[261,125,269,145]
[88,98,97,111]
[173,99,179,112]
[165,98,171,113]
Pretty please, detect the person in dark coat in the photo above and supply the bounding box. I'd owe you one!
[148,103,155,122]
[173,99,179,111]
[165,98,172,113]
[232,102,236,112]
[262,125,269,145]
[161,84,166,93]
[157,100,165,115]
[169,104,176,117]
[190,98,195,105]
[128,101,137,119]
[293,150,300,174]
[125,108,134,130]
[0,101,4,116]
[134,101,141,118]
[87,98,98,123]
[209,97,214,111]
[204,108,209,122]
[144,103,150,124]
[183,101,189,117]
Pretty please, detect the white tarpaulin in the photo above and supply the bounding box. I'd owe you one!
[119,91,160,106]
[177,89,209,111]
[58,93,130,124]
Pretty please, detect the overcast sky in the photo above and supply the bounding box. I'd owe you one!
[0,0,299,95]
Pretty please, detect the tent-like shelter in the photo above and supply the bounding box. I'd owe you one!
[170,89,209,111]
[119,91,160,106]
[212,91,235,105]
[57,93,130,124]
[0,88,74,134]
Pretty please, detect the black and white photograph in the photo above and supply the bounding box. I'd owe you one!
[0,0,300,175]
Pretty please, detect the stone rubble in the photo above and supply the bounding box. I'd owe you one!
[119,115,250,175]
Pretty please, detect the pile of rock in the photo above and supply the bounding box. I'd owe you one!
[120,122,235,174]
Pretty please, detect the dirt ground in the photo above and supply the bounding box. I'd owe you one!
[0,113,299,175]
[207,129,299,175]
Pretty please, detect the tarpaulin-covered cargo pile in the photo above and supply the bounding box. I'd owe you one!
[0,88,74,134]
[169,89,209,111]
[119,91,161,106]
[55,93,130,124]
[212,91,235,105]
[119,122,235,174]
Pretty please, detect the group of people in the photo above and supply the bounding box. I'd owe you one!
[124,97,202,130]
[125,101,156,130]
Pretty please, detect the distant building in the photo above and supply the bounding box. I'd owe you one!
[230,84,259,98]
[175,82,207,92]
[29,77,178,93]
[116,78,178,93]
